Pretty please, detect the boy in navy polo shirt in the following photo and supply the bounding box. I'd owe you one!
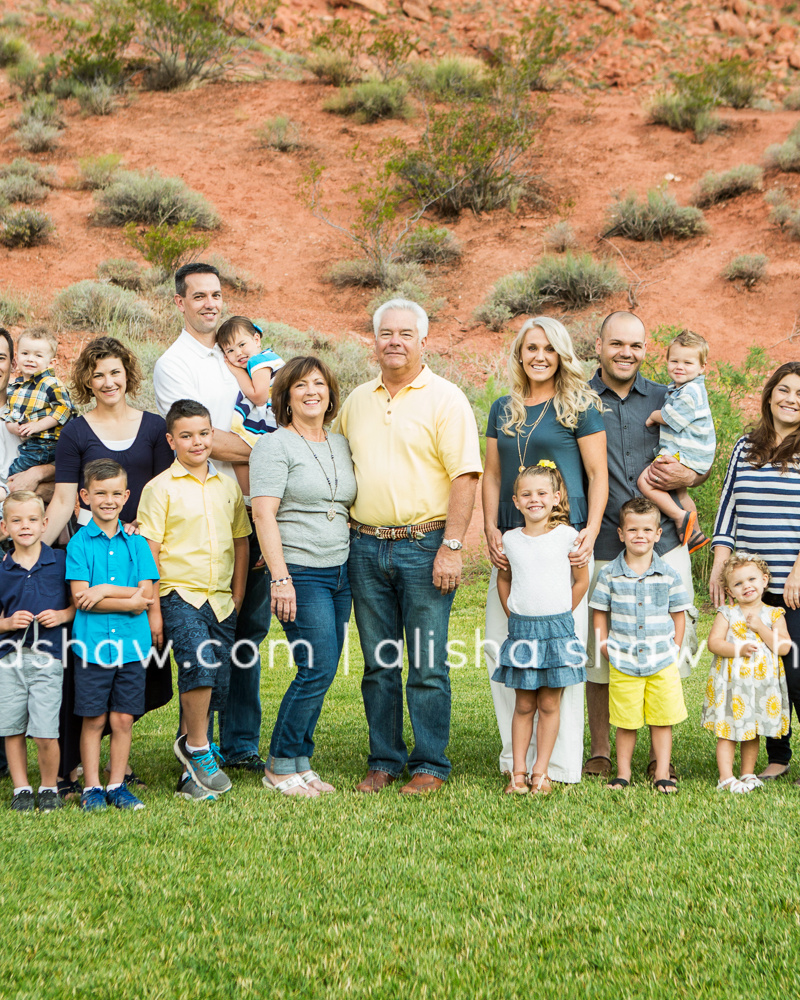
[0,491,74,812]
[66,459,159,812]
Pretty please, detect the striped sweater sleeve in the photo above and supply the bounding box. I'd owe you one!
[713,435,745,549]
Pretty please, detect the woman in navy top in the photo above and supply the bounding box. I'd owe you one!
[44,338,173,540]
[709,361,800,779]
[42,337,173,794]
[482,316,608,785]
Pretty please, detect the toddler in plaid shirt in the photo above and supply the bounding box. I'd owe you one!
[4,328,74,475]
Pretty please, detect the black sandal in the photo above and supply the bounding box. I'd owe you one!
[606,777,630,789]
[654,778,678,794]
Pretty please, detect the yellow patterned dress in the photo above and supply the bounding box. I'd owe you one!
[701,604,791,740]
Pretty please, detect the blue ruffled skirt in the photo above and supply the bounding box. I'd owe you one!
[492,610,587,691]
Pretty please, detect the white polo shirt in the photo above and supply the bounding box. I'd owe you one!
[0,422,20,479]
[153,329,240,481]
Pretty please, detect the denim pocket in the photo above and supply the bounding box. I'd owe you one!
[648,583,670,609]
[412,532,444,554]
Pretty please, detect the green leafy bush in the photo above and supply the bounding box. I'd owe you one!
[124,220,210,273]
[326,259,424,290]
[399,225,462,265]
[721,254,767,287]
[0,33,32,68]
[324,80,412,125]
[255,116,301,151]
[52,280,153,335]
[97,258,145,291]
[542,220,577,252]
[366,29,416,84]
[77,153,124,190]
[475,252,623,329]
[0,173,48,204]
[306,19,363,86]
[765,187,795,229]
[691,164,763,207]
[603,190,707,241]
[492,9,573,93]
[15,120,60,153]
[204,253,256,293]
[391,96,546,215]
[408,56,491,101]
[94,170,220,228]
[0,207,54,246]
[0,157,56,186]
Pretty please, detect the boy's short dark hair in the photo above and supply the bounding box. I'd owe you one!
[174,262,220,298]
[216,316,261,349]
[619,496,661,528]
[166,398,212,434]
[84,458,127,487]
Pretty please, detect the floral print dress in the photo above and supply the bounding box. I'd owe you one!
[701,604,791,741]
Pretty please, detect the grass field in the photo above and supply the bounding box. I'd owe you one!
[2,577,800,1000]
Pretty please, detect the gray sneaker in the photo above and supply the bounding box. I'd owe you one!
[11,789,35,813]
[173,736,232,794]
[175,773,217,802]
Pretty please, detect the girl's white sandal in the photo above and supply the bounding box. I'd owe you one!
[716,776,751,794]
[740,773,764,789]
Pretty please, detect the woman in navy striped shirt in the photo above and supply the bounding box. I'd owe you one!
[710,362,800,780]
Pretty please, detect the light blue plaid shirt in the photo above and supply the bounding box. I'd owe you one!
[589,551,692,677]
[657,375,716,475]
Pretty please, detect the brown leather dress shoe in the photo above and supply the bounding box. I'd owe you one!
[399,773,444,795]
[355,769,396,793]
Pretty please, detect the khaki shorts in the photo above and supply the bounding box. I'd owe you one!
[608,663,688,730]
[0,648,63,739]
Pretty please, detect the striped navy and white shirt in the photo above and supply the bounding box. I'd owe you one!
[713,435,800,594]
[589,551,692,677]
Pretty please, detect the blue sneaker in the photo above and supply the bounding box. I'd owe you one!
[81,786,108,812]
[106,782,145,811]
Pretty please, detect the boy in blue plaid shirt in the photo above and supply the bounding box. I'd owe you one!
[590,498,692,794]
[3,328,74,475]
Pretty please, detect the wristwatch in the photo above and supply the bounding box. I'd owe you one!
[441,538,463,551]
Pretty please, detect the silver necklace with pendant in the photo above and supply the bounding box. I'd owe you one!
[294,426,339,520]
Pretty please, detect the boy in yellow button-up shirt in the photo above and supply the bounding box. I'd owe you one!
[138,399,250,800]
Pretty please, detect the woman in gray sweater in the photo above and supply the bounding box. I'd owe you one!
[250,356,356,797]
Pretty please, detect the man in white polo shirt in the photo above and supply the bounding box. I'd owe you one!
[153,262,271,772]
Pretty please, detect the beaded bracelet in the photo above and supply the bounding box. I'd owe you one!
[270,576,292,588]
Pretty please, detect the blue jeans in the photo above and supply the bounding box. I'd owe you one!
[764,594,800,766]
[9,437,56,476]
[348,528,454,781]
[220,528,271,762]
[267,563,351,775]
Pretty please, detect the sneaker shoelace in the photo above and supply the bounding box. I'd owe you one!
[191,747,220,775]
[209,743,225,765]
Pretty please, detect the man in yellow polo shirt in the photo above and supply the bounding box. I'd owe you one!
[335,298,482,795]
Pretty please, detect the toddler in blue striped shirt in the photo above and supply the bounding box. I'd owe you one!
[638,330,715,553]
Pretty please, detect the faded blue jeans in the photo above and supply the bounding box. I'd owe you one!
[267,563,351,775]
[348,528,454,781]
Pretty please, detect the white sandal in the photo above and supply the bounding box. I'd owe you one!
[740,773,764,789]
[299,769,335,793]
[716,776,751,794]
[262,773,311,795]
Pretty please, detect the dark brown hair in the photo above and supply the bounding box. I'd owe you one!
[174,262,220,298]
[744,362,800,471]
[216,316,261,349]
[271,356,340,427]
[166,399,211,434]
[70,337,142,407]
[83,458,127,488]
[619,496,660,528]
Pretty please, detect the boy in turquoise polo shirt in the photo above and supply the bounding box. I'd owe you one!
[66,459,159,812]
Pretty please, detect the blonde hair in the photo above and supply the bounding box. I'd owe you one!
[513,461,571,530]
[501,316,602,435]
[19,326,57,357]
[721,551,771,593]
[3,490,45,516]
[668,329,708,366]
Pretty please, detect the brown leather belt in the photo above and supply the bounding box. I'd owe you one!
[351,519,446,540]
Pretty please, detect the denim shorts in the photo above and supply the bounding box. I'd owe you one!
[0,648,63,738]
[161,591,236,709]
[9,437,57,476]
[74,659,146,717]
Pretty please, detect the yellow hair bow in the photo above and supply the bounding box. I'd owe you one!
[537,459,557,469]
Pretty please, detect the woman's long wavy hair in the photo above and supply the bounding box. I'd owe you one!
[744,361,800,471]
[501,317,602,435]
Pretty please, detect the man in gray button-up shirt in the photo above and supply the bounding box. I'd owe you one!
[583,311,710,776]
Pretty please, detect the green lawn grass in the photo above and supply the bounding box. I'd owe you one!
[3,577,800,999]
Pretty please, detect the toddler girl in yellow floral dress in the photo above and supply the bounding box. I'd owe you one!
[702,552,792,793]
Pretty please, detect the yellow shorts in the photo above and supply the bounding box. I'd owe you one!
[608,663,688,730]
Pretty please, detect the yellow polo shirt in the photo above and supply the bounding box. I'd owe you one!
[137,459,251,622]
[334,365,482,527]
